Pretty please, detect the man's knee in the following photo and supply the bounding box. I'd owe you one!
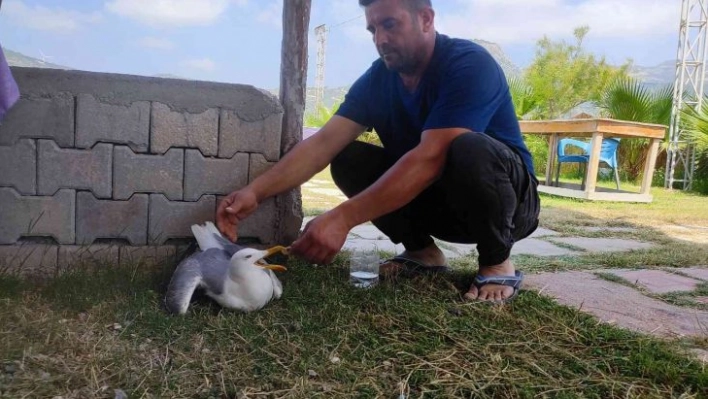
[330,141,364,188]
[330,141,387,196]
[446,132,508,180]
[448,132,499,164]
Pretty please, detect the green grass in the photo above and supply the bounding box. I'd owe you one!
[1,258,706,398]
[2,166,708,397]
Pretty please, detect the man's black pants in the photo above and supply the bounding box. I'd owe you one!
[330,132,540,268]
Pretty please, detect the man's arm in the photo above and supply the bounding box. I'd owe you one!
[335,127,469,228]
[248,115,366,202]
[290,127,469,264]
[216,115,365,240]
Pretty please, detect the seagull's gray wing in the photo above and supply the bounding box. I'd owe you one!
[211,232,247,257]
[198,248,231,295]
[164,256,204,315]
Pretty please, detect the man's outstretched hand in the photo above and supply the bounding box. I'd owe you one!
[216,189,259,242]
[290,209,352,265]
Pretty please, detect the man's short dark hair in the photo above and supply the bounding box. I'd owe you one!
[359,0,432,12]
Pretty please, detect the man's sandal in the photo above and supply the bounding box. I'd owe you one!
[468,270,524,304]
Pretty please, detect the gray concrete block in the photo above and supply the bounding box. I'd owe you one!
[76,192,149,245]
[0,139,36,195]
[119,245,180,267]
[0,244,58,276]
[11,66,282,116]
[76,94,150,152]
[249,153,275,183]
[219,110,282,161]
[58,245,121,270]
[113,146,183,200]
[149,194,216,244]
[0,93,74,147]
[238,197,277,244]
[151,102,218,155]
[0,188,75,245]
[184,150,248,201]
[38,140,112,198]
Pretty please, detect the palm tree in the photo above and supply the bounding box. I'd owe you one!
[507,76,549,175]
[507,76,539,120]
[597,76,673,181]
[680,97,708,154]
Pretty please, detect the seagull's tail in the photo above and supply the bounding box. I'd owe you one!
[191,221,224,251]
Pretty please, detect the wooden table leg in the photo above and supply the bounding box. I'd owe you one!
[545,133,558,186]
[584,132,603,195]
[640,138,661,195]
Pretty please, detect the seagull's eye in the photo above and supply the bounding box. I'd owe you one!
[245,255,252,259]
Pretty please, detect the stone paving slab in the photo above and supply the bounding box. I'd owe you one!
[549,237,654,253]
[528,227,561,238]
[607,269,701,294]
[694,297,708,305]
[580,226,638,233]
[349,224,388,240]
[437,241,477,258]
[303,220,578,258]
[342,238,403,254]
[511,238,576,257]
[681,267,708,281]
[523,271,708,338]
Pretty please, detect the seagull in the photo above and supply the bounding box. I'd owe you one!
[164,221,289,315]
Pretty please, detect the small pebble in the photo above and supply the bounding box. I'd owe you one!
[308,369,318,378]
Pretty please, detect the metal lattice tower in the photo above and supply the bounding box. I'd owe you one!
[314,24,328,110]
[666,0,708,190]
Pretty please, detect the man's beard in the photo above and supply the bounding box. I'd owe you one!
[381,50,418,74]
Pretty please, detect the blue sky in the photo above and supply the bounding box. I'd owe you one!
[0,0,681,90]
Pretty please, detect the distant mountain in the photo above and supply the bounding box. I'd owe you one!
[4,49,71,69]
[268,86,349,116]
[472,39,522,78]
[629,60,676,89]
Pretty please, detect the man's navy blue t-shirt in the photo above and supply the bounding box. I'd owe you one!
[335,32,535,176]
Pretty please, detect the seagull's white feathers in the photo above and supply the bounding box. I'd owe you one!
[164,222,286,315]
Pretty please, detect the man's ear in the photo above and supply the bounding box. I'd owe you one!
[418,7,434,33]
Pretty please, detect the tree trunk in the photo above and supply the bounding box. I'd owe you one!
[276,0,311,245]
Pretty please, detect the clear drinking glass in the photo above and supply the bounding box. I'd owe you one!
[348,248,380,288]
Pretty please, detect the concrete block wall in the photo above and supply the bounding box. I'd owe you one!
[0,67,303,275]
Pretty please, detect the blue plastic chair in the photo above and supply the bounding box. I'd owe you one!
[555,138,621,190]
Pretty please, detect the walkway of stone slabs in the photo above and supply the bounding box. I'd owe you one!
[309,218,708,361]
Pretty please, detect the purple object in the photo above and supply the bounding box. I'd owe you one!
[0,43,20,122]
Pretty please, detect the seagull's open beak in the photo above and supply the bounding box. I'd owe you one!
[257,245,289,272]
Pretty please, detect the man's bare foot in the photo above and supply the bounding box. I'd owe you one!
[379,242,448,276]
[464,259,516,302]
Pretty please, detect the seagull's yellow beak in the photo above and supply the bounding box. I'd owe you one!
[264,245,290,257]
[257,245,290,272]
